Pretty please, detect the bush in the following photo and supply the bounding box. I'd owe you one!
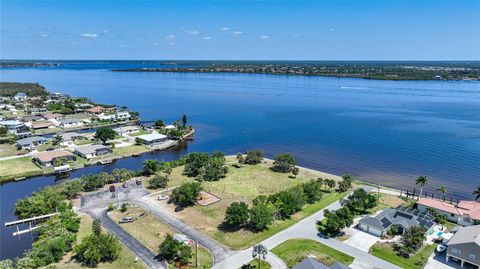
[225,202,250,227]
[158,234,192,266]
[249,203,273,231]
[268,186,306,219]
[143,159,161,176]
[272,153,297,173]
[243,150,264,165]
[149,175,169,189]
[170,182,203,207]
[300,179,324,204]
[184,152,228,181]
[120,203,128,212]
[107,203,114,212]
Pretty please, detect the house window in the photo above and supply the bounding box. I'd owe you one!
[451,248,461,255]
[450,213,455,217]
[469,253,476,261]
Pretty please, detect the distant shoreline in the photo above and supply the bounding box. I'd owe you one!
[111,67,480,81]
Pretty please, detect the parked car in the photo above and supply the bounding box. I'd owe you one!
[136,179,142,185]
[109,185,116,192]
[119,216,134,223]
[174,206,184,212]
[158,194,169,201]
[173,234,193,245]
[436,244,447,253]
[122,182,128,188]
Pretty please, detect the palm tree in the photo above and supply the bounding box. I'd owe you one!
[437,185,446,194]
[252,244,268,269]
[415,176,428,198]
[473,187,480,200]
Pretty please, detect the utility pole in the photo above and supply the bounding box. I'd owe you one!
[195,241,198,268]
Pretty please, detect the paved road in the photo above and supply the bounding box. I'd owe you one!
[213,192,402,269]
[134,197,235,263]
[87,208,167,269]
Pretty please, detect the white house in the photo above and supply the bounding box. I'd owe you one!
[97,113,116,121]
[13,92,27,102]
[58,118,85,128]
[0,120,31,137]
[74,144,113,159]
[137,133,168,146]
[115,111,131,120]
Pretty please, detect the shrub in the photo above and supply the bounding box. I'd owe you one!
[120,203,128,212]
[249,203,273,231]
[149,175,169,189]
[243,150,264,165]
[170,182,203,207]
[272,153,297,173]
[225,202,250,227]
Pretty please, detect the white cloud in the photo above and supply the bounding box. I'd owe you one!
[185,30,200,35]
[329,28,335,32]
[169,42,175,45]
[259,35,269,39]
[233,31,242,35]
[201,36,212,40]
[165,34,176,40]
[221,27,230,31]
[81,33,97,38]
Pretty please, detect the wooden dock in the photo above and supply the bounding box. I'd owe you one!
[5,212,60,227]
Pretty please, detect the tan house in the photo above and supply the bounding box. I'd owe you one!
[446,225,480,268]
[33,150,76,167]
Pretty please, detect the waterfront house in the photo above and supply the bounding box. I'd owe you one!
[97,113,116,121]
[0,120,31,137]
[33,150,76,167]
[115,111,131,120]
[16,136,48,150]
[136,133,168,146]
[74,144,112,159]
[49,92,69,100]
[165,124,176,130]
[42,112,62,120]
[22,115,43,123]
[29,107,47,114]
[113,125,140,135]
[58,118,85,128]
[292,258,351,269]
[13,92,27,102]
[31,121,55,130]
[60,132,84,142]
[357,205,435,237]
[86,106,115,115]
[446,225,480,268]
[417,198,480,226]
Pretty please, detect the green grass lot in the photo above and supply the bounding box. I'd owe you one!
[0,143,27,158]
[51,214,147,269]
[243,259,271,269]
[368,193,406,214]
[159,157,345,250]
[0,157,43,182]
[370,242,437,269]
[73,139,93,146]
[36,141,64,152]
[113,145,151,157]
[110,206,214,269]
[34,127,63,135]
[128,130,151,137]
[272,239,354,268]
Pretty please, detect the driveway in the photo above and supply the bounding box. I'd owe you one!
[344,229,380,252]
[424,251,477,269]
[87,208,166,269]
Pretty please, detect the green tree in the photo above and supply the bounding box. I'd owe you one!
[291,167,299,178]
[225,202,250,227]
[474,186,480,200]
[170,182,203,207]
[52,135,63,146]
[158,234,192,266]
[155,120,165,128]
[416,176,428,197]
[61,180,84,199]
[243,150,264,165]
[95,127,116,144]
[249,203,273,231]
[338,174,353,192]
[236,153,244,164]
[437,185,446,195]
[182,114,187,128]
[400,226,426,255]
[252,244,268,269]
[149,175,169,189]
[300,179,324,204]
[112,168,132,182]
[120,203,128,212]
[92,219,102,236]
[272,153,297,173]
[143,159,160,176]
[184,152,210,177]
[0,126,8,137]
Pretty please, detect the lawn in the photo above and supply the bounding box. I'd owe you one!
[0,156,43,181]
[109,206,214,269]
[243,259,271,269]
[52,214,147,269]
[272,239,354,268]
[0,143,26,158]
[370,242,437,269]
[157,157,345,249]
[36,141,64,152]
[367,193,406,214]
[113,145,151,157]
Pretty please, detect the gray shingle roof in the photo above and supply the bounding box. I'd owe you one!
[447,225,480,246]
[75,144,111,155]
[16,136,48,146]
[358,207,435,232]
[293,258,330,269]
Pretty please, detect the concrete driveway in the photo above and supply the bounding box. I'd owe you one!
[424,251,476,269]
[344,229,380,252]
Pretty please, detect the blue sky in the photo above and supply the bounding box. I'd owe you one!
[1,0,479,60]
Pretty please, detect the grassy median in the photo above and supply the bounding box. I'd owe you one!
[370,242,437,269]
